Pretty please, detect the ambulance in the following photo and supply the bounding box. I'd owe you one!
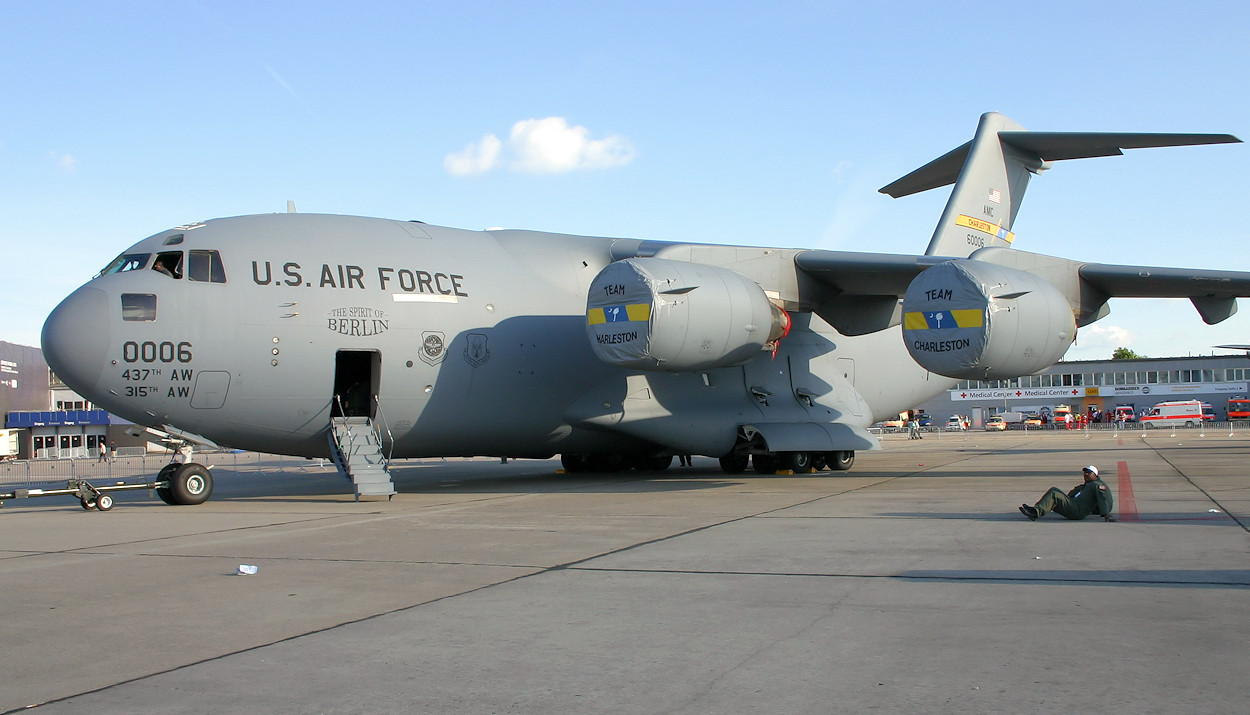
[1139,400,1205,428]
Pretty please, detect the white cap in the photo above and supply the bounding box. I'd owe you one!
[1083,465,1099,477]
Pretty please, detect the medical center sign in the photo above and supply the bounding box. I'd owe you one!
[953,387,1083,401]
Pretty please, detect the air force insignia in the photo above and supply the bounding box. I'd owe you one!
[419,331,446,365]
[464,332,490,368]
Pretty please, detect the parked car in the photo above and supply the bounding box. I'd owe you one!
[1024,413,1043,427]
[945,415,966,431]
[985,416,1007,431]
[873,418,905,431]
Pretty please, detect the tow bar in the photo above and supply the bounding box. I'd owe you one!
[2,477,168,511]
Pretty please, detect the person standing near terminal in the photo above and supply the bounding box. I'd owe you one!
[1019,466,1115,521]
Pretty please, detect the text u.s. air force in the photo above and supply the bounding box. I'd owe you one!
[250,261,468,297]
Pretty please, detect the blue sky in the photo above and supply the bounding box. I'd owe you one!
[2,1,1247,360]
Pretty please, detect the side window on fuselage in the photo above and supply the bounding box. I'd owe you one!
[152,251,183,279]
[187,250,227,283]
[121,293,157,321]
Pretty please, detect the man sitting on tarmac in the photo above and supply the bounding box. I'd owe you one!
[1020,465,1115,522]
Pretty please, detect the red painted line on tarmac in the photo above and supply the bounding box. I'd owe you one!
[1117,460,1139,521]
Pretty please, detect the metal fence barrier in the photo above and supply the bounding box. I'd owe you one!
[1,451,337,488]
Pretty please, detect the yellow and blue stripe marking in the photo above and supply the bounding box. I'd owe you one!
[903,309,983,330]
[588,303,651,325]
[956,214,1015,244]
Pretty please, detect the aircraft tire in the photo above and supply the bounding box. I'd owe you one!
[156,463,179,504]
[170,463,213,505]
[643,454,673,471]
[752,453,778,475]
[719,452,749,474]
[779,451,811,472]
[826,451,854,471]
[810,453,828,471]
[586,453,624,473]
[96,494,114,511]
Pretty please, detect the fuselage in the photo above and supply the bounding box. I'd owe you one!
[42,213,949,460]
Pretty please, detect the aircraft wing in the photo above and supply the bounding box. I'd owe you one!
[1079,262,1250,324]
[1078,262,1250,298]
[793,250,1250,333]
[793,250,950,296]
[791,250,953,335]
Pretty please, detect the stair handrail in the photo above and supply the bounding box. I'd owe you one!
[331,394,357,463]
[373,395,396,467]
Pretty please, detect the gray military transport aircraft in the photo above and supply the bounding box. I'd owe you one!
[40,112,1250,504]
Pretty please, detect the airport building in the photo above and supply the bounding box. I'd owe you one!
[917,353,1250,428]
[0,340,136,459]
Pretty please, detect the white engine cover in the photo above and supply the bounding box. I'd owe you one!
[901,260,1076,380]
[586,258,787,372]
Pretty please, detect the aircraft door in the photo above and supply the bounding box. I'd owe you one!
[332,350,380,418]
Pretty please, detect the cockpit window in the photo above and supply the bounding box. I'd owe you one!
[162,233,185,246]
[121,293,157,321]
[100,253,150,276]
[188,249,227,283]
[152,251,183,279]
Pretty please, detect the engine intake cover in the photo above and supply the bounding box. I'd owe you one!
[901,260,1075,380]
[586,258,786,372]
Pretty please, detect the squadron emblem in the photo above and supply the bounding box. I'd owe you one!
[419,331,447,365]
[464,333,490,367]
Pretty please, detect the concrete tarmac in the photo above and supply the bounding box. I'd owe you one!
[2,429,1248,713]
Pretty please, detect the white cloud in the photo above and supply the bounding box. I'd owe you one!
[50,152,76,172]
[444,117,634,176]
[444,134,503,176]
[1065,322,1136,360]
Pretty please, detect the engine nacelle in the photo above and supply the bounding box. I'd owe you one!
[901,260,1076,380]
[586,258,789,372]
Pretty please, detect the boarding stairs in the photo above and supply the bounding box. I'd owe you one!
[329,416,395,500]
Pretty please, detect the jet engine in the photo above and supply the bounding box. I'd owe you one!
[900,260,1076,380]
[586,258,789,372]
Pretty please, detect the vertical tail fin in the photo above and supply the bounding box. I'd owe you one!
[879,112,1240,258]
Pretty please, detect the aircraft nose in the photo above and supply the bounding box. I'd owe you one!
[42,286,110,393]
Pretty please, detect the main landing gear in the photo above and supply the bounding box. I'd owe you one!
[155,462,215,505]
[717,432,855,475]
[557,443,855,477]
[724,449,853,475]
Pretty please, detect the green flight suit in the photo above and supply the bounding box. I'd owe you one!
[1035,477,1114,519]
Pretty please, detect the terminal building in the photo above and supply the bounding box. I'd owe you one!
[916,353,1250,428]
[0,340,136,460]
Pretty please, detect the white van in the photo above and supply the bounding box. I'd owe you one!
[1140,400,1204,428]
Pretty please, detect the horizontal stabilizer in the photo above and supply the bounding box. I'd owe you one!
[880,130,1241,199]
